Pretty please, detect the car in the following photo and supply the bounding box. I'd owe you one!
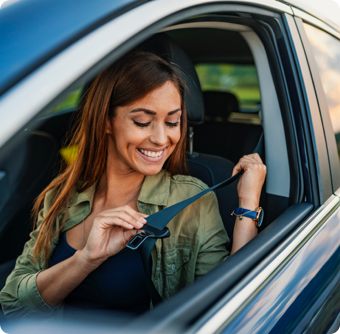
[1,0,340,333]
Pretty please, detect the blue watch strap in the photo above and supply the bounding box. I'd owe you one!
[233,207,258,219]
[232,207,264,227]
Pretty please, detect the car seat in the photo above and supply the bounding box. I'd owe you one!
[195,91,263,164]
[0,132,59,281]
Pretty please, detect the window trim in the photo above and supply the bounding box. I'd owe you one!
[292,6,340,41]
[296,19,340,193]
[283,14,333,204]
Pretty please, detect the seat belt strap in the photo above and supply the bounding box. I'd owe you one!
[136,133,264,306]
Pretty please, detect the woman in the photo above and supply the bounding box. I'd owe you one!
[0,51,266,319]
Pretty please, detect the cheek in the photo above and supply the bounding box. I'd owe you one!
[169,128,181,148]
[113,124,144,149]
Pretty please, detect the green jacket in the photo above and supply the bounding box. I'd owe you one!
[0,170,229,319]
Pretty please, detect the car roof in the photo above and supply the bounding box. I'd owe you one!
[0,0,147,96]
[0,0,339,97]
[277,0,340,32]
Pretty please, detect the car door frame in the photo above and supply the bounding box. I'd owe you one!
[293,15,340,194]
[0,0,337,332]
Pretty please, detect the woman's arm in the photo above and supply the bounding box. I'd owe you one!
[36,250,100,308]
[0,205,147,317]
[230,153,267,255]
[195,192,230,279]
[36,205,147,308]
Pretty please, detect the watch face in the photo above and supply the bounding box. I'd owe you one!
[257,209,264,227]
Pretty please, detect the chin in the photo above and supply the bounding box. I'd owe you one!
[136,164,164,176]
[141,167,164,176]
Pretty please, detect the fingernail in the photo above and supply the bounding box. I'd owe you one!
[137,222,143,228]
[141,218,147,223]
[128,224,134,229]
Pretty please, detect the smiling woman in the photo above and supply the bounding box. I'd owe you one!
[109,81,183,176]
[0,50,265,319]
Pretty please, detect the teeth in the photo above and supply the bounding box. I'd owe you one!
[140,149,163,158]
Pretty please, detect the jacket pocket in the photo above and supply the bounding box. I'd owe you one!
[160,244,191,298]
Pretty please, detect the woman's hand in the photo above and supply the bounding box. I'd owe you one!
[80,206,148,266]
[232,153,267,209]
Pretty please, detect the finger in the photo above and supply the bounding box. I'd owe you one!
[123,229,139,244]
[112,211,145,229]
[239,155,260,164]
[95,216,135,230]
[232,158,259,176]
[248,153,263,163]
[232,155,253,176]
[101,206,147,224]
[232,162,243,176]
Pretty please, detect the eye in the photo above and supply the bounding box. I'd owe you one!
[133,120,151,128]
[166,121,180,128]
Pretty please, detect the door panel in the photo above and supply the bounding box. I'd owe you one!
[207,196,340,333]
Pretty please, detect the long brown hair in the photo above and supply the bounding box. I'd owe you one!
[32,51,188,261]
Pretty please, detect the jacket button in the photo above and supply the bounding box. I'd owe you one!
[139,203,144,207]
[171,264,175,271]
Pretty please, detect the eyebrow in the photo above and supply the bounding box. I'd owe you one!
[130,108,181,115]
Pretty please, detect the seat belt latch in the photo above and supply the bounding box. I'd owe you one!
[127,225,170,250]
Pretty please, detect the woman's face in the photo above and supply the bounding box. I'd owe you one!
[106,80,182,176]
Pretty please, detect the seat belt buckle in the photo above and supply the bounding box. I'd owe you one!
[127,225,170,250]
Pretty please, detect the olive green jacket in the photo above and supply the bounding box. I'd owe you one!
[0,170,229,319]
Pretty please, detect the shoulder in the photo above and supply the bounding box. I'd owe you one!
[167,173,215,207]
[171,174,209,192]
[42,187,59,216]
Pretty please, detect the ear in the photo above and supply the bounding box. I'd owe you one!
[106,118,113,135]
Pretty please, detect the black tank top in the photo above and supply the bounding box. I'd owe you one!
[49,232,149,314]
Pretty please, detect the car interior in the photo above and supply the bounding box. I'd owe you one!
[0,13,314,325]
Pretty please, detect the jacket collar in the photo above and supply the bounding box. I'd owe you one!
[138,169,170,206]
[69,170,171,209]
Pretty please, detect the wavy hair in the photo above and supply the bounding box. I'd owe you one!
[32,51,188,261]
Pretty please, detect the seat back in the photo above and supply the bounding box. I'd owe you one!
[195,91,263,164]
[186,154,238,239]
[0,131,58,264]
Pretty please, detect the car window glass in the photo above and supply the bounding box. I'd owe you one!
[195,63,261,113]
[304,24,340,159]
[44,85,84,164]
[48,86,84,114]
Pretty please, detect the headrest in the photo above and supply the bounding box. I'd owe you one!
[203,91,239,118]
[138,33,205,126]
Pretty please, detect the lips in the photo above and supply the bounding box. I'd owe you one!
[136,148,165,163]
[138,149,163,158]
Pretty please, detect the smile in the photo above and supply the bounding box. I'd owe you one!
[138,149,164,158]
[136,148,166,163]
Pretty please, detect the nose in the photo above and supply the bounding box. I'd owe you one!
[149,123,168,147]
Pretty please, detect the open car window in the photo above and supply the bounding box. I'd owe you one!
[195,63,261,113]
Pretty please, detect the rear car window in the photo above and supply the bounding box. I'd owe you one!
[49,86,84,114]
[195,63,261,112]
[304,24,340,160]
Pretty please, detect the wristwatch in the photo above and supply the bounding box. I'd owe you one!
[231,207,264,227]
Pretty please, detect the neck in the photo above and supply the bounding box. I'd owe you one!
[96,168,145,208]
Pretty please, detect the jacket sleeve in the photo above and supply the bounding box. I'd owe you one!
[195,192,230,279]
[0,207,63,319]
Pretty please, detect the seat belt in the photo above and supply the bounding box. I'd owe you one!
[127,134,264,306]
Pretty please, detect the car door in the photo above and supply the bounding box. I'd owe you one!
[124,4,340,334]
[180,9,340,334]
[0,0,337,333]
